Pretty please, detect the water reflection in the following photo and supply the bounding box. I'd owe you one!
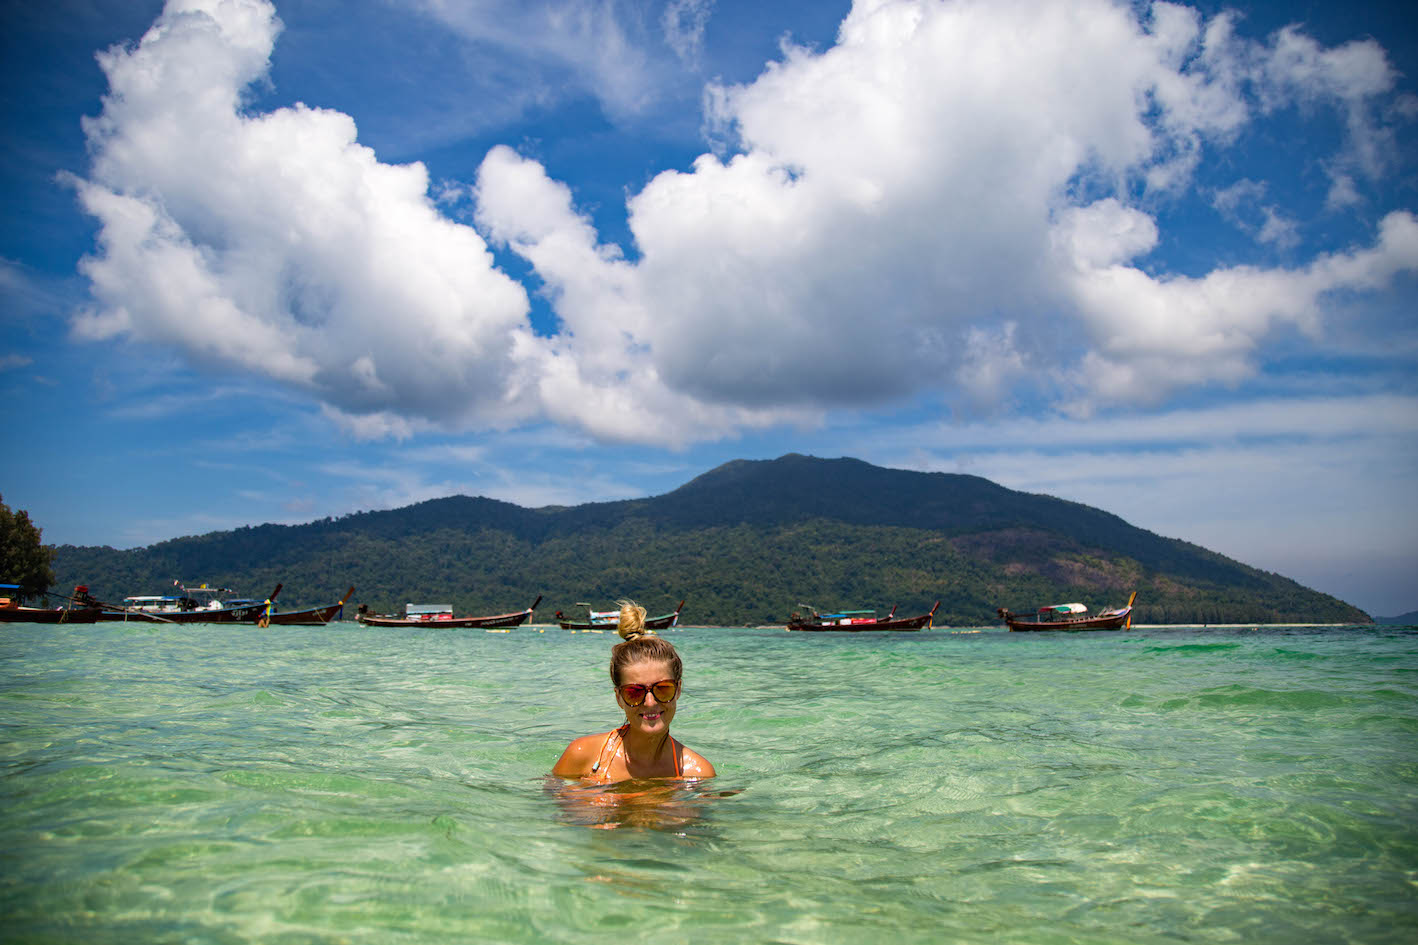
[543,776,739,831]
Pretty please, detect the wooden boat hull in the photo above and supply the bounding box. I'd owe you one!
[1000,592,1137,631]
[556,601,685,631]
[98,602,271,623]
[357,596,541,629]
[259,603,346,625]
[91,609,170,623]
[787,602,939,632]
[253,588,355,626]
[1002,610,1132,631]
[98,584,283,624]
[0,606,103,624]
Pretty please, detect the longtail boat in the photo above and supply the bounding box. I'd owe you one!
[254,587,356,626]
[786,602,939,632]
[0,584,102,624]
[554,600,685,631]
[99,582,281,623]
[355,595,541,629]
[998,591,1137,631]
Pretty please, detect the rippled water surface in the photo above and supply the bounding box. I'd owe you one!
[3,622,1416,943]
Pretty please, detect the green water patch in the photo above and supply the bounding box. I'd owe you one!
[219,767,421,800]
[1264,647,1327,660]
[1157,683,1356,712]
[12,764,224,815]
[1142,641,1243,654]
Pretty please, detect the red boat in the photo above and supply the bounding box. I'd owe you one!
[999,592,1137,631]
[0,584,102,623]
[554,600,685,631]
[254,587,356,626]
[355,595,541,629]
[787,602,939,632]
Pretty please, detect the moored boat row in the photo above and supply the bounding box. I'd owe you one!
[6,579,1139,631]
[783,591,1138,632]
[1,580,356,626]
[2,582,667,630]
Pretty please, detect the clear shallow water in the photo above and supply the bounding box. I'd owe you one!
[2,623,1415,944]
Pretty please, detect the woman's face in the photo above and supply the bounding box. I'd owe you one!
[615,658,678,737]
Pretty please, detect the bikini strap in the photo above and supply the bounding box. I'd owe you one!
[589,724,628,778]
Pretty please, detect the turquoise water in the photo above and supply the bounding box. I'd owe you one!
[2,622,1415,944]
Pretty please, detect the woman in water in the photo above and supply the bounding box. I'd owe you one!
[552,601,715,781]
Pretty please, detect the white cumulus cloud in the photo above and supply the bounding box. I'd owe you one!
[595,0,1416,415]
[71,0,539,429]
[70,0,1418,444]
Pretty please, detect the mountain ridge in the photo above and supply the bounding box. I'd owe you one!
[50,454,1370,626]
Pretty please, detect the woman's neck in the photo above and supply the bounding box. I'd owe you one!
[619,724,672,768]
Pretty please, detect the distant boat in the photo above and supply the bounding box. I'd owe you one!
[99,582,280,623]
[786,602,939,632]
[355,595,541,629]
[0,584,102,624]
[554,600,685,631]
[253,587,356,626]
[998,592,1137,631]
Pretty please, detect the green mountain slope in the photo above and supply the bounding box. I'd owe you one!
[50,454,1370,625]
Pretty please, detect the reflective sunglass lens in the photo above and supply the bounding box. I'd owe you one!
[618,681,677,705]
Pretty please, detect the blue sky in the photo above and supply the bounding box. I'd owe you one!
[2,0,1415,616]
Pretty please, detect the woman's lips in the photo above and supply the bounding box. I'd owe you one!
[640,712,662,722]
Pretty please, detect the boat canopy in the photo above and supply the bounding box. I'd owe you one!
[406,603,453,617]
[1039,603,1088,615]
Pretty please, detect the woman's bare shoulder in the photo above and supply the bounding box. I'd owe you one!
[551,732,612,777]
[679,744,716,779]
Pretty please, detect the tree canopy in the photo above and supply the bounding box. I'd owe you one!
[0,494,56,598]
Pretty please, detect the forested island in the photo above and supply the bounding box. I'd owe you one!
[50,454,1370,626]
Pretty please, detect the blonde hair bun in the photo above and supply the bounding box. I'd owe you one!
[616,600,648,641]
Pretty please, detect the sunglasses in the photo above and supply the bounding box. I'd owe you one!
[617,679,680,706]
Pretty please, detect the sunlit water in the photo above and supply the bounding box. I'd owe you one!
[2,622,1415,944]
